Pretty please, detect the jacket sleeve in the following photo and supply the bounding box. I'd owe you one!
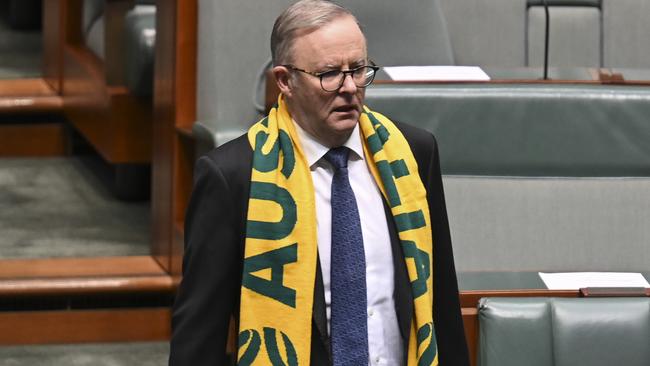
[424,134,470,366]
[169,155,244,366]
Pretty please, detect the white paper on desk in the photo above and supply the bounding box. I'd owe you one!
[383,66,491,81]
[538,272,650,290]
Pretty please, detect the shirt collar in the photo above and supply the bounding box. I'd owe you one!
[292,120,365,169]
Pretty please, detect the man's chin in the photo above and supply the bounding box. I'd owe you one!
[330,117,359,134]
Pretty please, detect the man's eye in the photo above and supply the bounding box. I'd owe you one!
[319,70,341,80]
[352,67,366,76]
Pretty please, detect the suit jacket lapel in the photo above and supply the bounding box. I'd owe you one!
[384,198,413,353]
[312,257,331,356]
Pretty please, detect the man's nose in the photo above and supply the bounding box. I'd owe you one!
[338,73,358,93]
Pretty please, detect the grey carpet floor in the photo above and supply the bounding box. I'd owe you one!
[0,342,169,366]
[0,15,42,79]
[0,157,150,259]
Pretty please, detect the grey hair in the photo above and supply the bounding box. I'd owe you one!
[271,0,359,66]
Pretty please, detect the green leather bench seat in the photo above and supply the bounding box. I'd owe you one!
[365,83,650,177]
[478,297,650,366]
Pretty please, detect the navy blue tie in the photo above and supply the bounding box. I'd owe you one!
[324,147,369,366]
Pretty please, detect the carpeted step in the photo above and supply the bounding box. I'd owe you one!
[0,342,169,366]
[0,156,150,259]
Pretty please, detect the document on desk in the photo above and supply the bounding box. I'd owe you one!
[539,272,650,290]
[383,66,491,81]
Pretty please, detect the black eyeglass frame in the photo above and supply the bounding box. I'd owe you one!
[282,63,380,92]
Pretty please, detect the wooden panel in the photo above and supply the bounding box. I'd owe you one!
[151,0,177,273]
[173,1,197,131]
[462,307,479,366]
[0,96,63,114]
[0,79,57,97]
[63,46,152,164]
[61,45,110,160]
[108,90,153,163]
[172,134,194,271]
[171,0,198,275]
[0,276,173,297]
[0,256,166,279]
[460,289,577,308]
[0,79,62,114]
[0,257,173,297]
[42,1,64,93]
[62,45,106,97]
[74,87,151,164]
[104,0,135,86]
[152,0,198,275]
[63,0,83,46]
[0,123,66,157]
[0,308,170,345]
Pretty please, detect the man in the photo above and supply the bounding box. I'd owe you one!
[169,1,469,365]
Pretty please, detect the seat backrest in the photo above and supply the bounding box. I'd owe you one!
[603,0,650,68]
[439,0,527,67]
[338,0,454,66]
[527,0,602,67]
[478,297,650,366]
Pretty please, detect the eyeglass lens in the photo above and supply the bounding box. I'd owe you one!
[321,66,376,91]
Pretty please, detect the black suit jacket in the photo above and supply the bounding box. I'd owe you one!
[169,122,469,366]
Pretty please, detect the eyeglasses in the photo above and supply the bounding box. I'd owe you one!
[283,64,380,92]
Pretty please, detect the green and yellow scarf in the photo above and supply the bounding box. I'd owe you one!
[237,95,438,365]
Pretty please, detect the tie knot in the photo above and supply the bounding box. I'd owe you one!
[324,147,350,170]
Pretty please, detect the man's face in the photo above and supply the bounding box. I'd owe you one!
[281,15,367,147]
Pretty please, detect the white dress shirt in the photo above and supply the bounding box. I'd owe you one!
[293,120,404,366]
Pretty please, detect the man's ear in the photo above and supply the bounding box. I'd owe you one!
[273,65,293,97]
